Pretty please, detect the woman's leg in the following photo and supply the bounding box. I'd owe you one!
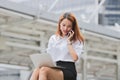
[30,68,40,80]
[39,66,64,80]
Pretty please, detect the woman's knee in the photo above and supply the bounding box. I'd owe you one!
[33,67,39,73]
[39,66,50,75]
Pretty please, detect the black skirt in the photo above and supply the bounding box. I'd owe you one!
[56,61,77,80]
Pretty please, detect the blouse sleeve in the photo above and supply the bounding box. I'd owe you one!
[46,35,57,54]
[73,41,84,58]
[46,35,54,53]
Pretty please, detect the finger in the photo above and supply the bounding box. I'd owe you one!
[70,31,74,36]
[69,30,73,34]
[70,33,74,38]
[69,31,72,35]
[71,30,74,34]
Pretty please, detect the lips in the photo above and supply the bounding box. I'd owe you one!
[63,31,68,34]
[63,30,68,33]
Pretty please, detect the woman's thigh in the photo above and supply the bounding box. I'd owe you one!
[42,67,64,80]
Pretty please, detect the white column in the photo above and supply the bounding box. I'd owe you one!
[95,0,98,24]
[20,70,31,80]
[82,53,87,80]
[82,44,87,80]
[117,47,120,80]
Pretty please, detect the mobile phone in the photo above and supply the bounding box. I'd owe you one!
[67,32,70,37]
[67,30,72,37]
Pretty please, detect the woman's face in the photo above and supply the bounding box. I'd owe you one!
[60,18,73,37]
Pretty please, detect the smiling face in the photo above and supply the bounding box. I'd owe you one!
[56,12,84,42]
[60,18,73,37]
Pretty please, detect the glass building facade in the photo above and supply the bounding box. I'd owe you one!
[99,0,120,26]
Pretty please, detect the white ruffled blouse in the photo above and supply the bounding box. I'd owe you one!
[47,35,83,62]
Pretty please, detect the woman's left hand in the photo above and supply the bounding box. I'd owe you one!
[67,30,74,41]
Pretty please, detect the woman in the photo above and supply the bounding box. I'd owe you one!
[30,12,84,80]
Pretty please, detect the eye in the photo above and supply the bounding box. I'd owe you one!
[63,24,65,26]
[67,25,72,28]
[61,23,65,27]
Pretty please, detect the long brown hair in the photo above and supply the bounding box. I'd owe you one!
[56,12,84,42]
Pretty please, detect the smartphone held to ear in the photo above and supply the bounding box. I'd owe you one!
[67,30,73,37]
[67,32,70,37]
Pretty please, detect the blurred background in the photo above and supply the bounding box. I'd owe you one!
[0,0,120,80]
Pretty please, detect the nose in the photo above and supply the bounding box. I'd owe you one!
[64,26,68,30]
